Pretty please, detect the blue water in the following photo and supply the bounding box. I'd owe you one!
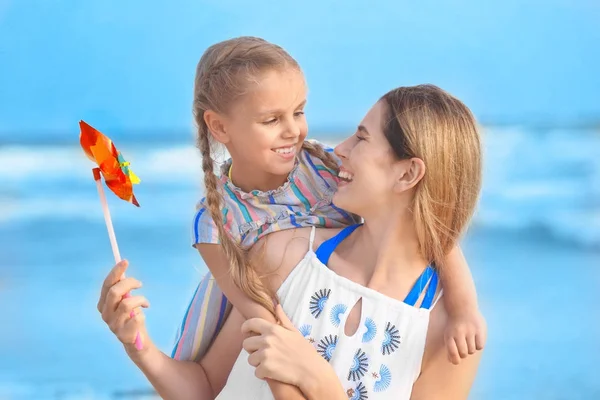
[0,128,599,399]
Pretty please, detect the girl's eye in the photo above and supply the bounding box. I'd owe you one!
[263,118,278,125]
[294,111,305,117]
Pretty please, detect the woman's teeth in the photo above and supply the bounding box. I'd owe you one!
[274,146,295,154]
[338,170,354,181]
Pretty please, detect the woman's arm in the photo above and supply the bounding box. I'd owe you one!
[242,305,348,400]
[197,233,310,399]
[439,245,487,364]
[410,298,482,400]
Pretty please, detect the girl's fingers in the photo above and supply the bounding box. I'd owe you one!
[466,333,477,355]
[118,309,146,344]
[446,337,461,365]
[98,260,129,312]
[101,278,142,321]
[114,296,150,328]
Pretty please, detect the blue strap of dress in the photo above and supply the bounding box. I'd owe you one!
[403,266,435,307]
[316,223,439,309]
[315,223,362,265]
[419,270,439,309]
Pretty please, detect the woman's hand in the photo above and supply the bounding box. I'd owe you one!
[241,305,346,399]
[97,260,151,359]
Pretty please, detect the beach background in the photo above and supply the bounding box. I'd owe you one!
[1,1,599,399]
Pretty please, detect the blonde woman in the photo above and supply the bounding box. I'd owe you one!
[216,84,484,399]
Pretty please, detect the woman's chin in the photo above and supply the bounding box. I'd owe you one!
[332,188,352,210]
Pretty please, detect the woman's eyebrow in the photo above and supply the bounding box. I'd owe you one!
[357,125,370,135]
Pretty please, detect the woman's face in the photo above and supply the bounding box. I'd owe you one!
[333,100,401,216]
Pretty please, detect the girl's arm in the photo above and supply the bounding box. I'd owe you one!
[131,308,245,400]
[98,260,244,400]
[410,297,482,399]
[439,245,487,364]
[197,240,308,400]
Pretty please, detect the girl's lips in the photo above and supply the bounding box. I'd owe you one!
[272,145,296,160]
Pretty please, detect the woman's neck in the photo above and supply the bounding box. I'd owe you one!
[345,207,427,287]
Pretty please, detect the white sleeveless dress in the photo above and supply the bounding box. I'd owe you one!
[216,225,442,400]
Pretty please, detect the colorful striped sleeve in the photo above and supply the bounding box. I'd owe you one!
[171,272,232,362]
[191,205,220,245]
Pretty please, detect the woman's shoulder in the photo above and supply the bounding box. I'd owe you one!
[249,228,343,281]
[313,226,344,248]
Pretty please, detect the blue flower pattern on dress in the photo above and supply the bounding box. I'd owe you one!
[381,322,401,355]
[348,348,369,381]
[306,295,403,396]
[317,334,338,362]
[309,289,331,318]
[330,303,347,327]
[362,318,377,343]
[348,382,369,400]
[299,324,312,338]
[373,364,391,392]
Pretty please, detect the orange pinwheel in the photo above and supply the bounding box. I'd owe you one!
[79,120,143,350]
[79,120,140,206]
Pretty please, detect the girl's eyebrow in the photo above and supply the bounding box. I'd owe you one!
[258,99,307,116]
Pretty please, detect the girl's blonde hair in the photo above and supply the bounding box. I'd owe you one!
[380,85,482,268]
[193,36,339,315]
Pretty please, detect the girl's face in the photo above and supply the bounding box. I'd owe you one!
[216,68,308,180]
[333,101,408,216]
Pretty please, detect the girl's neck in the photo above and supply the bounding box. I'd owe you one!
[228,160,290,193]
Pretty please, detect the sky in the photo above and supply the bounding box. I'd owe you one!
[0,0,599,140]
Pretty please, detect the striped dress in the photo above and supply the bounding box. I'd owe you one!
[171,141,361,362]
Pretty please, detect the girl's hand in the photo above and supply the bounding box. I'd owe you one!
[444,307,487,365]
[241,305,330,389]
[97,260,151,358]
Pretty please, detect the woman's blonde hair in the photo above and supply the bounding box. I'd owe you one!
[381,84,482,268]
[193,36,339,315]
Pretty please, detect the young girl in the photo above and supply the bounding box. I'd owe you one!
[97,36,484,399]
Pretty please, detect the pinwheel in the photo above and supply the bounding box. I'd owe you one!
[79,120,143,350]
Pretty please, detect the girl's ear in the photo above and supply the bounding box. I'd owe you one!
[204,110,230,144]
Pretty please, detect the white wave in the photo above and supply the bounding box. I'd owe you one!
[0,145,203,183]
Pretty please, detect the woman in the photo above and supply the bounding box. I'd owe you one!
[98,84,483,399]
[218,83,483,399]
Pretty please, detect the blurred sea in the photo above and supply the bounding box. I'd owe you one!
[0,127,599,399]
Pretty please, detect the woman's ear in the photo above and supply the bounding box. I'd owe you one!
[204,110,230,144]
[393,157,426,193]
